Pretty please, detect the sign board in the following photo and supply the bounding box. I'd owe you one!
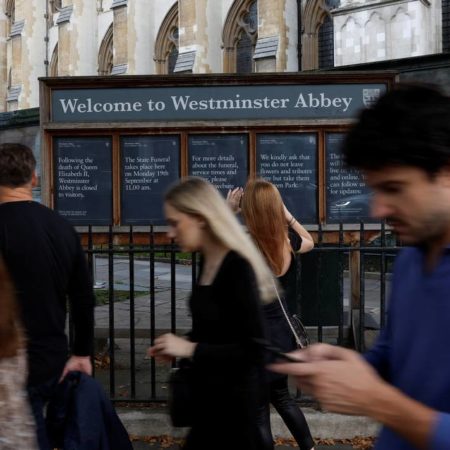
[188,134,248,195]
[41,74,396,229]
[54,136,112,225]
[51,84,387,122]
[256,134,317,223]
[121,136,180,225]
[325,133,374,223]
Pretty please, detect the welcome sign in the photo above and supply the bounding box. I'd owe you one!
[51,84,386,122]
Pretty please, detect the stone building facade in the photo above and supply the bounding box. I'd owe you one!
[0,0,448,112]
[333,0,443,67]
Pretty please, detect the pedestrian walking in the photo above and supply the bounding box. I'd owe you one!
[148,177,275,450]
[271,84,450,450]
[228,179,315,450]
[0,143,95,450]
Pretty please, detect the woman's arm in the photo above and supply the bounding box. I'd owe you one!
[283,205,314,253]
[148,333,197,360]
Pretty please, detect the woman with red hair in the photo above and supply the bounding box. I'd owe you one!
[229,178,315,450]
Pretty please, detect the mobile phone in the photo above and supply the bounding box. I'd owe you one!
[252,338,302,363]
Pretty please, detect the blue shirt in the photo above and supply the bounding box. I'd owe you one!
[365,246,450,450]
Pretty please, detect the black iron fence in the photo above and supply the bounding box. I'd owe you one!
[75,223,400,403]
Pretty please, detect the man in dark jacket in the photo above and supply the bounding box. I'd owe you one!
[0,143,95,450]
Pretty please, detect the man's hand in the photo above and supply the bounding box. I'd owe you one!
[272,344,440,450]
[60,355,92,381]
[226,187,243,214]
[147,333,196,361]
[270,343,388,416]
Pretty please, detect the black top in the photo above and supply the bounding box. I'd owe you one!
[279,228,302,310]
[190,250,265,376]
[263,228,302,359]
[0,201,94,386]
[185,250,265,449]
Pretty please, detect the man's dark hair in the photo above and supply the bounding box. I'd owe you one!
[0,143,36,187]
[343,84,450,175]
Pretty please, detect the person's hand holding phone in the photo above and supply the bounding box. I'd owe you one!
[269,343,388,416]
[252,338,305,364]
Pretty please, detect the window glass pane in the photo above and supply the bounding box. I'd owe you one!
[319,15,334,69]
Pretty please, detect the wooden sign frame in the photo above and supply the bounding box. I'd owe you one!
[40,72,398,243]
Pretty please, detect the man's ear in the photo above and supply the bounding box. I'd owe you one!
[439,165,450,187]
[31,171,39,188]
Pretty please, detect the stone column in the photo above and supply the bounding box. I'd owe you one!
[21,0,45,108]
[256,0,298,72]
[178,0,219,73]
[57,0,99,76]
[0,5,9,111]
[113,3,128,70]
[70,0,97,75]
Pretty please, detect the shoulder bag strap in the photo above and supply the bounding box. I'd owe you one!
[273,282,303,348]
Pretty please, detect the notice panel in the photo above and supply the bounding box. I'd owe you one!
[188,134,248,195]
[256,134,317,224]
[121,136,180,225]
[54,136,112,225]
[325,133,374,223]
[51,84,387,122]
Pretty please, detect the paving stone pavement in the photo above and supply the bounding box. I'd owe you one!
[131,442,357,449]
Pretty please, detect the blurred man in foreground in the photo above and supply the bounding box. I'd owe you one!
[271,85,450,450]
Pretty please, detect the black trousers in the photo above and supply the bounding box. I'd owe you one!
[257,376,315,450]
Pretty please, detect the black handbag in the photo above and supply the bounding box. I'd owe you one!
[290,313,310,348]
[168,359,194,427]
[274,285,310,349]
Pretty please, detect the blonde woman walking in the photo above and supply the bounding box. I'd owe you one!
[148,177,276,450]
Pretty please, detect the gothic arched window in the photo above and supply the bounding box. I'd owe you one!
[223,0,258,73]
[50,44,58,76]
[154,3,179,75]
[98,25,113,75]
[302,0,337,70]
[318,14,334,68]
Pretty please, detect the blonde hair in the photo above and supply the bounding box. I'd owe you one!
[241,179,289,276]
[165,177,276,303]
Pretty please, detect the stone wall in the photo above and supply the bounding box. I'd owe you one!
[0,0,446,111]
[333,0,442,66]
